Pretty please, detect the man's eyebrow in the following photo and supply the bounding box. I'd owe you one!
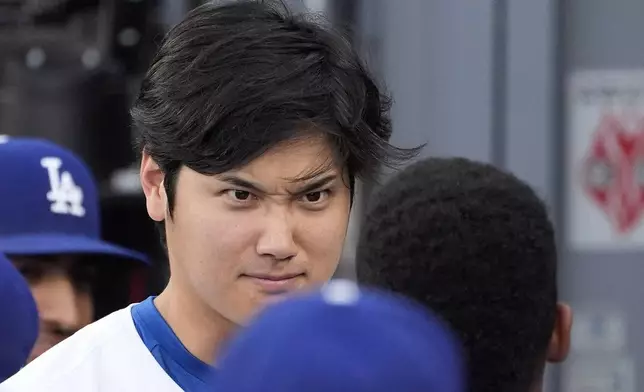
[217,174,268,194]
[216,172,341,195]
[288,174,340,195]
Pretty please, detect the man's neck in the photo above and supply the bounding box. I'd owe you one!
[153,280,236,365]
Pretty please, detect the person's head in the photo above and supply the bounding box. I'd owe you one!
[0,137,148,360]
[9,254,95,361]
[134,0,416,326]
[0,253,38,381]
[356,157,572,392]
[212,279,465,392]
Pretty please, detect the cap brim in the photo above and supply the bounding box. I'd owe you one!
[0,233,149,265]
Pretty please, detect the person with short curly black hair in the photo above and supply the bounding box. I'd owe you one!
[356,157,572,392]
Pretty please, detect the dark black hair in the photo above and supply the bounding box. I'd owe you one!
[356,157,558,392]
[131,0,418,247]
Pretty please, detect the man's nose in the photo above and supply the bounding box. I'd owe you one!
[255,209,298,261]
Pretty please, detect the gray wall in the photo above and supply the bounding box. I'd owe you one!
[350,0,628,391]
[363,0,497,164]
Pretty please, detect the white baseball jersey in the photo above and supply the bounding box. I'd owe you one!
[0,305,183,392]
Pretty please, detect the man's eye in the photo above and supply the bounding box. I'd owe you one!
[225,189,255,202]
[300,190,330,204]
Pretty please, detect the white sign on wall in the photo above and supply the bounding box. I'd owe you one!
[567,70,644,250]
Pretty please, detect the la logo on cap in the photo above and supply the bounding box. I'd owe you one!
[41,157,86,218]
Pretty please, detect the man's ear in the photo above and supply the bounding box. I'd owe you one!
[140,152,167,222]
[547,302,573,363]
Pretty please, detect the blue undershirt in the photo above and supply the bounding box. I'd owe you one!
[131,296,215,391]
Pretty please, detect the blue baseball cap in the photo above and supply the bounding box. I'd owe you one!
[211,280,465,392]
[0,252,39,381]
[0,136,148,264]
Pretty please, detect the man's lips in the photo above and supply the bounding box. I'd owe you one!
[241,272,305,293]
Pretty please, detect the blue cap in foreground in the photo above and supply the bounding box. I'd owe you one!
[0,253,39,381]
[211,279,465,392]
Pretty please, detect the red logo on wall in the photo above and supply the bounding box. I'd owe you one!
[583,115,644,234]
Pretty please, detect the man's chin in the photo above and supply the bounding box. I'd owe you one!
[239,285,318,324]
[260,292,292,304]
[244,291,295,320]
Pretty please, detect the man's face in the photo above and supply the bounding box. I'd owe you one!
[10,255,95,362]
[143,136,351,325]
